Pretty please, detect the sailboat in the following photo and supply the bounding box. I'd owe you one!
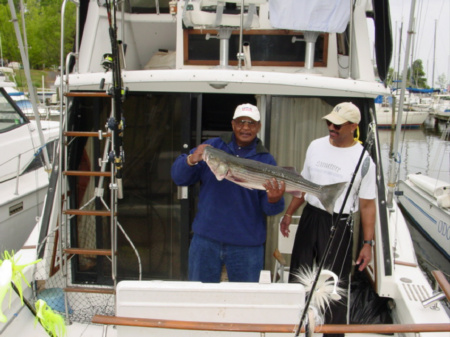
[1,0,449,336]
[375,94,429,128]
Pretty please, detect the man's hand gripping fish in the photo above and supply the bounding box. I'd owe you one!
[202,147,347,214]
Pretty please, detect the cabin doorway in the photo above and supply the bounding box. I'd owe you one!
[69,93,258,284]
[115,92,257,282]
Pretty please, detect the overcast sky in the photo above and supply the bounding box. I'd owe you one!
[388,0,450,87]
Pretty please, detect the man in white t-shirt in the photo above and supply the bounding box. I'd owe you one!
[280,102,376,337]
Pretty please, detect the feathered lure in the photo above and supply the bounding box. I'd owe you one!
[35,299,66,337]
[292,266,346,335]
[1,251,66,336]
[0,251,40,322]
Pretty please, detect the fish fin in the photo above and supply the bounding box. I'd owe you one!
[227,173,248,184]
[289,191,304,198]
[281,167,300,174]
[318,182,348,214]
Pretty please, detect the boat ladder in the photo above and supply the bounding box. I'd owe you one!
[60,91,118,301]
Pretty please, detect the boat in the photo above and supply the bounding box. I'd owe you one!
[0,80,59,253]
[4,87,60,120]
[375,95,429,128]
[431,95,450,121]
[1,0,449,336]
[0,67,15,83]
[397,173,450,260]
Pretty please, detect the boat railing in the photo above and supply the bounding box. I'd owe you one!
[0,145,47,190]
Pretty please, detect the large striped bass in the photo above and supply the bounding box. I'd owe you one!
[202,146,347,214]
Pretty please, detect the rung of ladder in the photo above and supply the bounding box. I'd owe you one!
[64,131,112,138]
[64,171,111,177]
[64,248,113,256]
[63,209,115,216]
[64,92,112,98]
[64,286,114,295]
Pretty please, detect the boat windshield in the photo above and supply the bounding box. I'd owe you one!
[0,88,26,132]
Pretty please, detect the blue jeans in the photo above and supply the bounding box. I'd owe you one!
[188,234,264,282]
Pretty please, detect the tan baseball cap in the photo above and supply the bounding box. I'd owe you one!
[322,102,361,125]
[233,103,261,122]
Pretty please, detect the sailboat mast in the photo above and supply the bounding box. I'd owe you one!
[396,22,403,90]
[386,0,417,207]
[432,19,437,89]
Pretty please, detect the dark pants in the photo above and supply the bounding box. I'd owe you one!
[289,204,353,337]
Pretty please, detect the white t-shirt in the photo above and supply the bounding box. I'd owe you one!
[302,136,376,214]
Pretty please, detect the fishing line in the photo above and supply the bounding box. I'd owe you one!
[325,139,372,276]
[328,216,354,280]
[294,124,375,337]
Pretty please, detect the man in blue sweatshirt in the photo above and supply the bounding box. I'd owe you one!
[171,103,285,282]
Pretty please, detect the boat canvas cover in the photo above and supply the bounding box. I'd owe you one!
[269,0,349,33]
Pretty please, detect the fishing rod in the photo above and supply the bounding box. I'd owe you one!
[104,0,125,199]
[294,124,375,337]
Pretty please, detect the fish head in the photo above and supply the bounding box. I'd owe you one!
[203,147,229,181]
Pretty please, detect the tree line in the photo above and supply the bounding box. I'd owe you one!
[0,0,76,70]
[385,59,448,91]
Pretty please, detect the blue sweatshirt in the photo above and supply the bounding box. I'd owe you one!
[171,133,285,246]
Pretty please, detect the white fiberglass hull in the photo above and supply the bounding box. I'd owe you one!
[376,107,429,128]
[0,167,49,252]
[397,178,450,259]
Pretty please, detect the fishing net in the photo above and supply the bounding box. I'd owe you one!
[29,224,115,324]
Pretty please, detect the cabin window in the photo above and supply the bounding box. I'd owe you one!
[122,0,171,14]
[184,29,328,67]
[0,90,26,132]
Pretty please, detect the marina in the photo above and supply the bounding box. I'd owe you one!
[0,0,449,336]
[378,117,450,278]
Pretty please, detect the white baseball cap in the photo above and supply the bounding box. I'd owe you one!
[233,103,261,122]
[322,102,361,125]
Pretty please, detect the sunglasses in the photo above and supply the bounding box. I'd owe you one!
[234,119,259,129]
[326,120,351,130]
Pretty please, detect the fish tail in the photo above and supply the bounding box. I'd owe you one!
[318,182,347,214]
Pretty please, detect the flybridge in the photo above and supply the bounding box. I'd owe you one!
[76,0,373,79]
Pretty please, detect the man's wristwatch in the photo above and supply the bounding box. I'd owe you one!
[363,240,375,246]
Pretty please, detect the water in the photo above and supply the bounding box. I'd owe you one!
[378,116,450,281]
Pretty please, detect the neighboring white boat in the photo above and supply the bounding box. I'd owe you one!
[4,87,60,120]
[1,1,449,336]
[0,80,59,253]
[397,173,450,260]
[375,96,429,128]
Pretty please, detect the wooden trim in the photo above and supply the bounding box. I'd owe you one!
[64,131,112,138]
[64,248,112,256]
[65,92,111,98]
[432,270,450,301]
[64,171,112,177]
[92,316,450,334]
[21,245,37,250]
[394,260,418,267]
[65,287,114,295]
[272,248,286,266]
[183,29,328,67]
[63,209,115,217]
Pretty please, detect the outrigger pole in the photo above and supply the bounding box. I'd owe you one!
[7,0,52,173]
[294,126,375,337]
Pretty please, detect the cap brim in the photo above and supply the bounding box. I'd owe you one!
[322,112,348,125]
